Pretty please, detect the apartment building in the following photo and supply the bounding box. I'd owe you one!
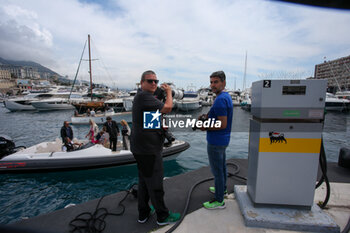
[314,55,350,92]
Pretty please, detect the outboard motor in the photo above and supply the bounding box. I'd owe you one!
[0,135,16,158]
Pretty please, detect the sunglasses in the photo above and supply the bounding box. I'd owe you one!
[145,79,159,84]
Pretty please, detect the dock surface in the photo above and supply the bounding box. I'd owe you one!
[7,159,350,233]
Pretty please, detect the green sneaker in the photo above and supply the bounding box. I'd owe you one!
[203,199,226,209]
[138,205,155,224]
[209,187,228,195]
[157,212,181,226]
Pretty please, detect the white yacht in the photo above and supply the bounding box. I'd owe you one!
[123,90,137,112]
[198,88,214,106]
[4,92,51,111]
[30,92,85,111]
[335,90,350,100]
[177,92,201,111]
[31,98,76,111]
[105,98,125,112]
[240,89,251,111]
[325,92,350,111]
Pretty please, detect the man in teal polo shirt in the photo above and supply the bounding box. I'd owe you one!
[201,71,233,209]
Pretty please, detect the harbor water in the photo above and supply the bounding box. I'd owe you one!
[0,104,349,224]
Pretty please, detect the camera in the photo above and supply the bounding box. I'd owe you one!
[192,114,208,131]
[154,86,184,102]
[171,89,184,100]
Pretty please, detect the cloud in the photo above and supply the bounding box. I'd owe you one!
[0,0,350,89]
[0,5,54,65]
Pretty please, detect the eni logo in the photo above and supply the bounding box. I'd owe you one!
[269,131,287,144]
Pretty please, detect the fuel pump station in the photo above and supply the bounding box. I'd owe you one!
[248,79,326,208]
[234,79,340,232]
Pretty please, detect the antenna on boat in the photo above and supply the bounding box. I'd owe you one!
[88,34,93,101]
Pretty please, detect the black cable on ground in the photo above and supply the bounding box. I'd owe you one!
[165,161,246,233]
[315,139,331,209]
[226,162,247,181]
[69,183,137,233]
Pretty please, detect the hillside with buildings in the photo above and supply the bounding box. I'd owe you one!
[0,57,64,95]
[0,57,59,79]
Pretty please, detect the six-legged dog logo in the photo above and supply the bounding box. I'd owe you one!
[269,131,287,144]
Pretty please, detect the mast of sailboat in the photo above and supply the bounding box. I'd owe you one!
[88,34,93,101]
[243,51,247,90]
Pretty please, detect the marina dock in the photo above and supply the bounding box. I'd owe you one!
[7,158,350,233]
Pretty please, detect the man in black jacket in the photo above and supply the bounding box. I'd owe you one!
[130,70,180,226]
[103,116,119,151]
[60,121,74,151]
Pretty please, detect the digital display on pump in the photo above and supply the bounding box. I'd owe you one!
[282,86,306,95]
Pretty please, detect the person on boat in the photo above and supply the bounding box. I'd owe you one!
[60,121,81,151]
[120,119,131,150]
[90,108,96,117]
[86,119,99,143]
[103,116,119,151]
[130,70,180,225]
[200,71,233,210]
[86,108,91,116]
[96,126,110,147]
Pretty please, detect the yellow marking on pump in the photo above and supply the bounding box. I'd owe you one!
[259,138,321,153]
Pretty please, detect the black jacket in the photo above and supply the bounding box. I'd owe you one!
[60,126,73,143]
[103,121,119,139]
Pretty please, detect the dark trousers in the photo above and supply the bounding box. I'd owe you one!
[133,152,169,222]
[110,137,117,151]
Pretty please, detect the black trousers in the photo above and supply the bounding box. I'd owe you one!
[109,137,117,151]
[133,152,169,222]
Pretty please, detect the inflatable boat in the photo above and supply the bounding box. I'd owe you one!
[0,138,190,173]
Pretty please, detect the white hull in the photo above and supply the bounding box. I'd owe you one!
[71,111,131,124]
[32,101,75,111]
[335,91,350,100]
[0,139,190,172]
[4,99,36,111]
[325,93,350,111]
[176,99,201,111]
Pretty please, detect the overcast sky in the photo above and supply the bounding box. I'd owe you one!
[0,0,349,90]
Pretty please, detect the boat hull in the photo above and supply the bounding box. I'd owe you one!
[176,101,201,111]
[71,111,132,124]
[0,140,190,173]
[325,102,350,111]
[4,100,36,111]
[32,101,75,111]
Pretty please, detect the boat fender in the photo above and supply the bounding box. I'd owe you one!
[338,147,350,169]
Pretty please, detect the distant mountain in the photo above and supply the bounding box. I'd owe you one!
[0,57,60,76]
